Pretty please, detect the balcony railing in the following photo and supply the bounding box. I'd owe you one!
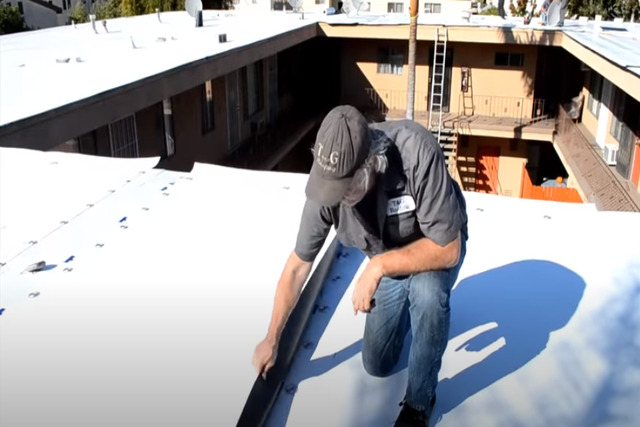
[463,95,546,122]
[555,106,640,212]
[364,88,549,126]
[365,88,431,114]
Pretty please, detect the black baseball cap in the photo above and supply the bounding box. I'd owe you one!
[305,105,371,206]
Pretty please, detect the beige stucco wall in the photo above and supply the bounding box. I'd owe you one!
[339,39,538,117]
[457,136,529,197]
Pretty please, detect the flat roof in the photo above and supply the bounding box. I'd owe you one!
[561,20,640,78]
[0,10,319,127]
[2,148,639,426]
[267,192,640,426]
[1,11,638,130]
[0,147,335,427]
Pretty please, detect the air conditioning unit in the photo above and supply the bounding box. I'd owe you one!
[603,144,618,165]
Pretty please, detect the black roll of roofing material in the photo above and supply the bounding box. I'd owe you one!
[236,238,341,427]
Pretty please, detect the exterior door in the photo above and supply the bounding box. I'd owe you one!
[631,141,640,188]
[475,147,501,194]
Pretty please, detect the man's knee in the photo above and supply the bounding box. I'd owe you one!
[362,351,394,378]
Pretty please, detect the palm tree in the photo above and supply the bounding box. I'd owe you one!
[406,0,418,120]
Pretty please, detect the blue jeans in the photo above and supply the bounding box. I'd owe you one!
[361,239,466,416]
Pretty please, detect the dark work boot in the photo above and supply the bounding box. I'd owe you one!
[393,395,436,427]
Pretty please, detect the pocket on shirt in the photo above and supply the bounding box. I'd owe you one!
[385,212,422,247]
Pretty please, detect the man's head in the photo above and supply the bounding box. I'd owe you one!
[305,105,371,207]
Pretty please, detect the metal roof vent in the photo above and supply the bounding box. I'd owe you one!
[90,14,97,34]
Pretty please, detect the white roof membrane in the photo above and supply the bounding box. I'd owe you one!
[2,12,639,128]
[268,192,640,427]
[0,147,335,427]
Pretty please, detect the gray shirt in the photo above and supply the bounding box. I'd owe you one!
[294,120,468,262]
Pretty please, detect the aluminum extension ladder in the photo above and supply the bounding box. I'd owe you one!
[428,27,448,145]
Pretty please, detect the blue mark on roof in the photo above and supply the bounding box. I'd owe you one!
[0,308,5,316]
[119,217,127,223]
[65,256,75,263]
[161,186,168,191]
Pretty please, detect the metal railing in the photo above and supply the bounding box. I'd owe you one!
[463,95,546,124]
[364,88,548,125]
[555,106,640,211]
[365,88,430,114]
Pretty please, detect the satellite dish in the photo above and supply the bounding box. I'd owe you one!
[546,0,563,26]
[342,0,369,14]
[287,0,303,12]
[186,0,203,18]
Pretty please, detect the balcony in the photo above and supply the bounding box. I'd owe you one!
[554,107,640,212]
[364,88,555,141]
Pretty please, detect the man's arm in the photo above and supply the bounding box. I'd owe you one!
[351,233,461,314]
[253,199,332,376]
[253,251,312,378]
[265,251,313,345]
[372,232,461,278]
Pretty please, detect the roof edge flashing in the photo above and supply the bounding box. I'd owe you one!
[236,237,341,427]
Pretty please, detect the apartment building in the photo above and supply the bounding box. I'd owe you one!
[5,0,80,29]
[0,11,339,173]
[318,16,640,209]
[1,9,638,211]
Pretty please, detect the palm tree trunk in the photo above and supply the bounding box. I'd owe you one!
[406,0,418,120]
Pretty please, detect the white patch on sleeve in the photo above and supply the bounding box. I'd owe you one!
[387,195,416,216]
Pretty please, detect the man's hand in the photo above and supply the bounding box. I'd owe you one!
[252,337,278,380]
[352,258,384,315]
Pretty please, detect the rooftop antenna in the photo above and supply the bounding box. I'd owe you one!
[186,0,203,27]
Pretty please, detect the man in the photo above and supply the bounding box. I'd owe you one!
[252,105,468,426]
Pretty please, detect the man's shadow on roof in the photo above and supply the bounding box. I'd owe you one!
[405,260,586,425]
[264,258,585,427]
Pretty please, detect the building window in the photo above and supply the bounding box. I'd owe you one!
[609,90,634,178]
[315,0,325,3]
[377,47,404,75]
[108,114,139,158]
[201,80,215,133]
[163,99,175,158]
[587,71,603,117]
[424,2,441,13]
[609,88,640,179]
[18,2,24,14]
[242,61,264,119]
[387,2,404,13]
[494,52,524,67]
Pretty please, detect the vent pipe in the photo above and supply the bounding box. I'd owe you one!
[90,14,97,34]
